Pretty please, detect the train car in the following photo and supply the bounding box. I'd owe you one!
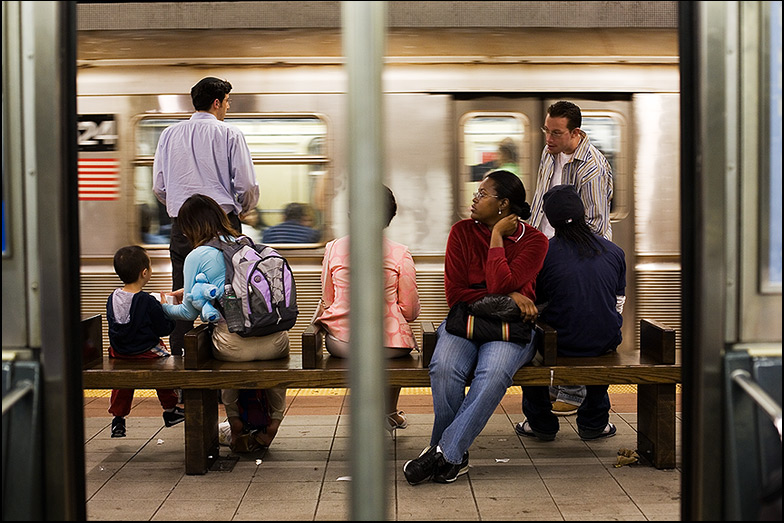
[4,2,780,521]
[76,27,680,354]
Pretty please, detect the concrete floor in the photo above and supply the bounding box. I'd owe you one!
[83,388,681,521]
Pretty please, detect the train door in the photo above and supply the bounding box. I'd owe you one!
[455,97,637,350]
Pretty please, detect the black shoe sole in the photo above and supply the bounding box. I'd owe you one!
[164,417,185,428]
[433,464,469,483]
[579,426,617,440]
[403,460,433,485]
[515,422,557,441]
[110,433,126,438]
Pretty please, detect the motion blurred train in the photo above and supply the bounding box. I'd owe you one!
[76,26,681,352]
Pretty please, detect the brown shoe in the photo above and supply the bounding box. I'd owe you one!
[230,432,265,453]
[551,401,578,416]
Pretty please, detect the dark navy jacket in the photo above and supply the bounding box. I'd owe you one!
[106,290,176,355]
[536,235,626,357]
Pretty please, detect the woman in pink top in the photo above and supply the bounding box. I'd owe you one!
[316,186,420,431]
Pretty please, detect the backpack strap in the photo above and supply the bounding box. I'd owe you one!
[205,235,254,251]
[204,237,227,251]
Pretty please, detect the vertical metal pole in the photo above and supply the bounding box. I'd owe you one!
[342,1,387,520]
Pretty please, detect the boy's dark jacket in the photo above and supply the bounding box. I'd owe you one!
[106,291,175,355]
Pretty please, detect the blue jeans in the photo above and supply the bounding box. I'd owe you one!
[429,320,536,464]
[522,384,610,434]
[549,385,586,405]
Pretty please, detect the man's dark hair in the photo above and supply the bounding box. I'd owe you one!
[283,203,308,222]
[547,101,582,131]
[191,77,232,111]
[113,245,150,284]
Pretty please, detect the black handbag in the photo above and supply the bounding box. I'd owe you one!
[468,294,521,322]
[445,298,532,345]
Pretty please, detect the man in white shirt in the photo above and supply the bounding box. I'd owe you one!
[528,100,613,415]
[153,77,259,354]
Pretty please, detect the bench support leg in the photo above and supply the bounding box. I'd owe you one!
[636,383,676,469]
[184,389,219,475]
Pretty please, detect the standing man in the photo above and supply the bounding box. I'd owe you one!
[528,100,613,415]
[153,77,259,355]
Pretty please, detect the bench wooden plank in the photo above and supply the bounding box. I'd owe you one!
[82,315,681,472]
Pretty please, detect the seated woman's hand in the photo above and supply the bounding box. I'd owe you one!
[508,291,538,322]
[492,214,520,238]
[168,288,184,305]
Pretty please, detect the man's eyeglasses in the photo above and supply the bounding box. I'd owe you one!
[540,127,570,137]
[473,191,500,201]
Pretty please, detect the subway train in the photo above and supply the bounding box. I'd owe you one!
[75,27,681,354]
[4,2,781,521]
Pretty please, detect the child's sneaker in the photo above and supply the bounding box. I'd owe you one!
[163,406,185,427]
[111,416,126,438]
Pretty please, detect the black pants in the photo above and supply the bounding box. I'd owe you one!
[168,211,241,355]
[522,384,610,434]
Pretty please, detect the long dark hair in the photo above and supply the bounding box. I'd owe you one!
[485,170,531,220]
[177,194,240,247]
[554,218,606,258]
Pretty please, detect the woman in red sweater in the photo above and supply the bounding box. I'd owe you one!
[403,170,548,485]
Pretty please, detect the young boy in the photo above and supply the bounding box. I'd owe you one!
[106,245,184,437]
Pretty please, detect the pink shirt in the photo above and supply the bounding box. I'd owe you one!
[316,236,420,349]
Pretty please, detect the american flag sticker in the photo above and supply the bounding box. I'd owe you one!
[78,157,120,200]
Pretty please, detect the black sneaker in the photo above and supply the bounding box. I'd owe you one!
[163,406,185,427]
[433,451,469,484]
[111,416,126,438]
[403,445,442,485]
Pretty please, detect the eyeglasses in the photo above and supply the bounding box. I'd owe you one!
[473,190,500,201]
[540,127,570,138]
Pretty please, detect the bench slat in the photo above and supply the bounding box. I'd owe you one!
[82,314,682,472]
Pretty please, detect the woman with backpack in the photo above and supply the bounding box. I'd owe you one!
[162,193,290,452]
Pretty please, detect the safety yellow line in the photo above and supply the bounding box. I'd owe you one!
[83,384,680,398]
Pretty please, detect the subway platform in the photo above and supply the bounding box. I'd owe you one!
[83,387,681,521]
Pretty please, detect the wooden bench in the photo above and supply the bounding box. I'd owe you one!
[82,314,680,474]
[422,318,681,469]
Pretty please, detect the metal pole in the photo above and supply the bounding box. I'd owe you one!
[342,1,387,520]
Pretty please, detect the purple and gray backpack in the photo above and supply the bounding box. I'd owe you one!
[207,236,298,337]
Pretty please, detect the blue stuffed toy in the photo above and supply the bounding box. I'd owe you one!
[187,272,222,323]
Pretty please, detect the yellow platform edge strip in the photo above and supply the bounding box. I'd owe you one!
[84,384,681,398]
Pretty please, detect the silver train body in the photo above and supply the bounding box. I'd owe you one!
[76,28,681,353]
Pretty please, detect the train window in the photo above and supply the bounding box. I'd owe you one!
[460,113,528,217]
[133,115,328,247]
[581,112,628,221]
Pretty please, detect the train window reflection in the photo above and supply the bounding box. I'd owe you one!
[133,115,329,247]
[460,114,528,218]
[581,113,628,220]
